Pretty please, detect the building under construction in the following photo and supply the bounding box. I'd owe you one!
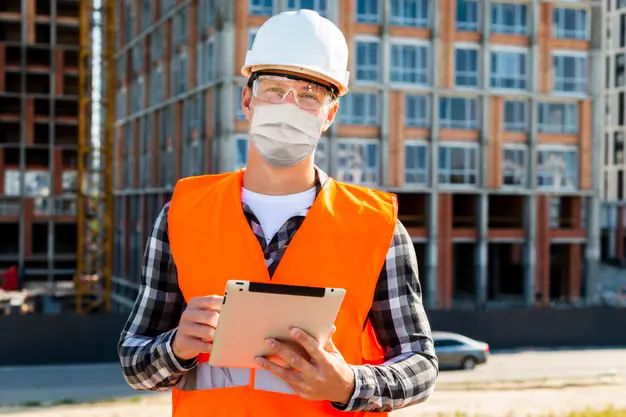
[108,0,608,313]
[0,0,83,313]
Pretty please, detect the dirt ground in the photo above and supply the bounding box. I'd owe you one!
[1,380,625,417]
[1,348,625,417]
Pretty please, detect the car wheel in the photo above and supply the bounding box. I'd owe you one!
[461,356,476,370]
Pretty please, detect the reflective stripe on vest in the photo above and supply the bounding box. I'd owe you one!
[168,170,397,416]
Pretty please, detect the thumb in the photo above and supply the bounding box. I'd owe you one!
[324,325,339,352]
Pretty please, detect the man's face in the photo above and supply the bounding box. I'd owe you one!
[241,72,339,132]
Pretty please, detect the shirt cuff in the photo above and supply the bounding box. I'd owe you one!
[165,328,198,372]
[330,365,370,412]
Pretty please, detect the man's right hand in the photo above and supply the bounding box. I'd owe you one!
[172,295,223,361]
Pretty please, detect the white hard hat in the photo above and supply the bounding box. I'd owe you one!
[241,9,350,96]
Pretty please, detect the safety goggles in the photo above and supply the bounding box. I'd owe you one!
[251,73,335,111]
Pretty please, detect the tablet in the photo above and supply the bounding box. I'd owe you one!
[208,280,346,369]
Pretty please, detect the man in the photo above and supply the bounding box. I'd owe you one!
[118,9,438,416]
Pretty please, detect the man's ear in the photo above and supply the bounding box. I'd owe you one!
[242,87,253,121]
[322,100,339,132]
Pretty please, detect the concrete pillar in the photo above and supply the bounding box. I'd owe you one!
[523,0,541,308]
[426,194,438,309]
[524,195,537,307]
[216,23,236,172]
[426,0,441,310]
[475,194,488,308]
[380,0,391,188]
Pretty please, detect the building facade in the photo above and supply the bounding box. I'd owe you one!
[601,0,626,265]
[0,0,80,311]
[112,0,604,312]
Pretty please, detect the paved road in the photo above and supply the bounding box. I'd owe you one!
[0,348,625,407]
[438,347,626,385]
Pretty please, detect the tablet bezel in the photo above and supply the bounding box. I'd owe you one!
[208,280,346,369]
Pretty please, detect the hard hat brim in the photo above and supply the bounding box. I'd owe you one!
[242,64,349,97]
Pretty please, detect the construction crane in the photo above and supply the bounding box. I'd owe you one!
[75,0,115,314]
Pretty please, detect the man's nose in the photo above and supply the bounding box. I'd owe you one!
[282,89,298,105]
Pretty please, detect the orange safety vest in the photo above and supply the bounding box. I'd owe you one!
[168,170,398,417]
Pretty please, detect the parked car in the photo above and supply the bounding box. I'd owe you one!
[432,331,490,371]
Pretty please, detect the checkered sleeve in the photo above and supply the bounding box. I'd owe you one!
[332,219,439,412]
[117,202,196,391]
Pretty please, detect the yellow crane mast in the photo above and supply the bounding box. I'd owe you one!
[76,0,115,314]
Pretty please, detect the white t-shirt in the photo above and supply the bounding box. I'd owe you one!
[241,186,316,244]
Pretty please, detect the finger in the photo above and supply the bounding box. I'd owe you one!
[324,327,339,352]
[255,356,304,388]
[290,328,326,362]
[181,321,216,342]
[181,335,213,354]
[185,309,219,327]
[265,338,317,377]
[188,295,224,311]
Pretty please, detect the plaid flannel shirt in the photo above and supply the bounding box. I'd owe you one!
[117,169,438,413]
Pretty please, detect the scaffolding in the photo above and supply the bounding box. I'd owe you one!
[75,0,114,314]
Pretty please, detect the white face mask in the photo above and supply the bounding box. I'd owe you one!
[249,103,325,168]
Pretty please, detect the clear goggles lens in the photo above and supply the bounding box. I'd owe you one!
[252,75,333,111]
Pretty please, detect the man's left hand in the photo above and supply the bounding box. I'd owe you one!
[255,326,355,404]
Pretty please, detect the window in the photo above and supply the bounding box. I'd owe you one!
[617,91,626,126]
[356,0,379,23]
[553,53,588,94]
[171,54,180,96]
[605,133,610,166]
[405,141,429,185]
[205,38,217,83]
[491,3,528,35]
[553,8,589,40]
[456,0,479,31]
[198,0,215,31]
[198,38,217,85]
[132,43,143,76]
[455,46,479,88]
[502,145,527,187]
[236,85,246,120]
[616,53,625,88]
[440,97,478,129]
[438,143,479,186]
[620,14,626,47]
[391,0,429,28]
[184,141,204,177]
[249,0,273,15]
[405,94,430,127]
[62,171,77,194]
[161,0,174,14]
[248,28,258,49]
[538,102,579,134]
[116,87,126,119]
[390,42,430,85]
[338,92,379,125]
[434,339,465,348]
[151,65,163,106]
[336,140,380,185]
[503,100,527,132]
[4,170,21,195]
[536,146,578,190]
[355,39,380,82]
[606,56,611,90]
[142,0,153,31]
[314,138,329,172]
[615,131,625,165]
[491,49,528,90]
[151,26,163,62]
[235,137,249,170]
[116,55,125,87]
[287,0,327,16]
[173,9,189,46]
